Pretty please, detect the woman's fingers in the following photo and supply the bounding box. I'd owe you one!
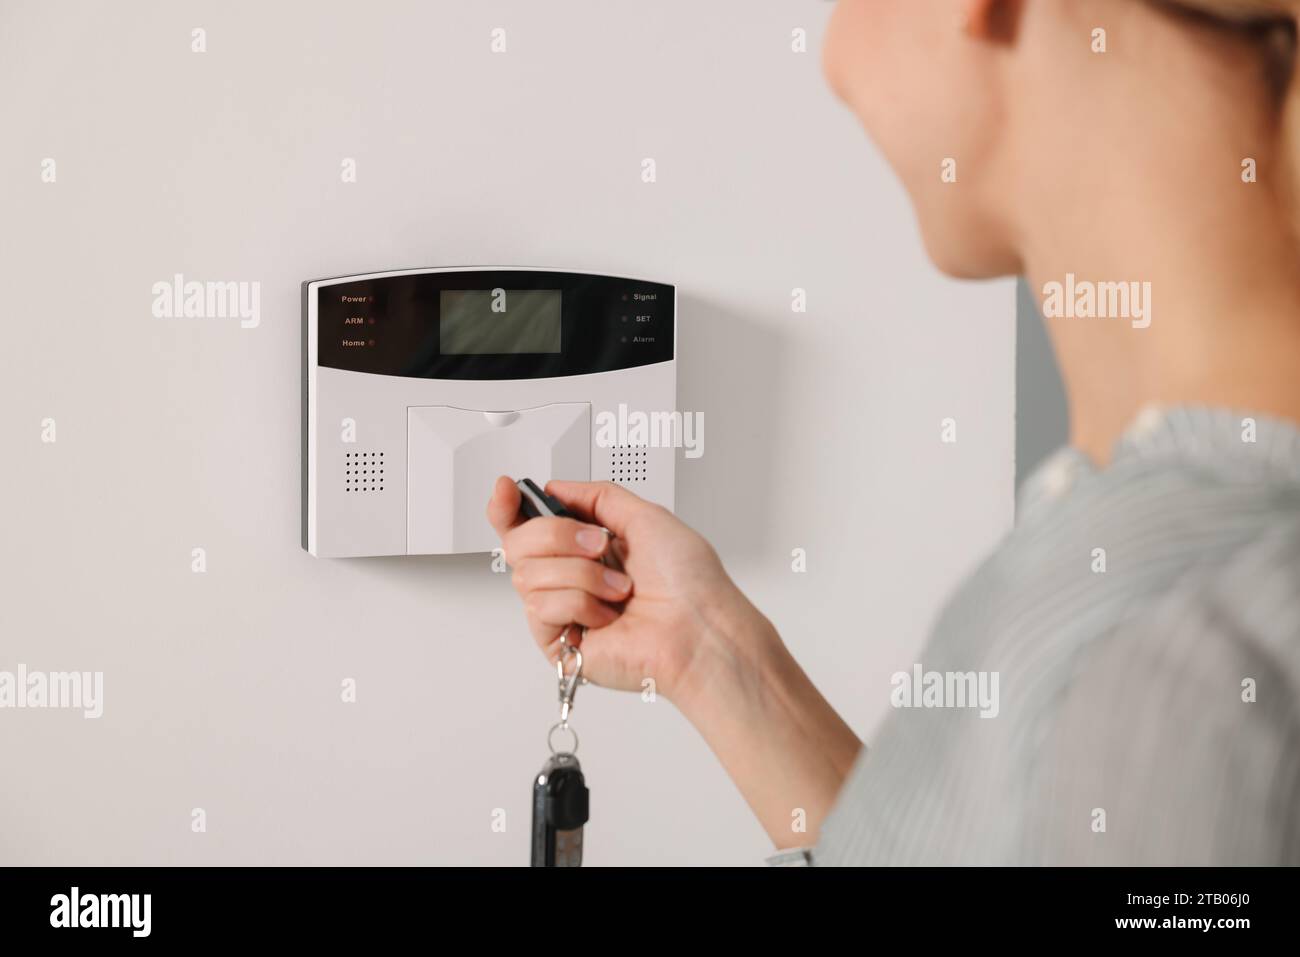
[501,513,611,565]
[524,588,621,633]
[489,477,611,567]
[545,480,648,539]
[506,553,629,657]
[494,478,634,666]
[511,556,632,663]
[513,557,632,602]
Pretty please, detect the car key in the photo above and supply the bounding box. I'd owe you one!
[531,750,590,867]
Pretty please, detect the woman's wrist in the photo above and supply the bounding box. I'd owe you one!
[667,586,863,847]
[670,589,785,720]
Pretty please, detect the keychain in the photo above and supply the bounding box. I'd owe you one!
[530,625,591,867]
[515,478,615,868]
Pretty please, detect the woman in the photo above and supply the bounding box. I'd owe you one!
[488,0,1300,865]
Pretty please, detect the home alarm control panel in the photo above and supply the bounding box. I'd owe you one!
[302,267,676,557]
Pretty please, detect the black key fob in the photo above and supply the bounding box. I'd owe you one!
[515,477,623,573]
[516,478,573,520]
[531,752,589,867]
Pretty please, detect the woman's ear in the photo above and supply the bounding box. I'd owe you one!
[963,0,1024,42]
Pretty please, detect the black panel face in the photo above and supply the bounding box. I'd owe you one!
[313,270,673,380]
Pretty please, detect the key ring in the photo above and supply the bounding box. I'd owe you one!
[547,721,580,755]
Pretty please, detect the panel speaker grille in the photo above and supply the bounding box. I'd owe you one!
[610,445,648,485]
[345,451,386,492]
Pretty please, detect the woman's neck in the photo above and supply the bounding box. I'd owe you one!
[1004,0,1300,466]
[1021,161,1300,467]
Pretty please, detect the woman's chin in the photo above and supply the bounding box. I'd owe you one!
[918,226,1019,281]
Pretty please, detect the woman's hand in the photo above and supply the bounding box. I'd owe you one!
[487,477,863,847]
[486,477,768,704]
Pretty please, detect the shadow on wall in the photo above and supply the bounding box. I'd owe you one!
[674,294,786,559]
[1015,276,1069,493]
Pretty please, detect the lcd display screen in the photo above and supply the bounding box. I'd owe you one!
[439,289,562,354]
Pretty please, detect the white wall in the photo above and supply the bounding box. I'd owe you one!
[0,0,1014,865]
